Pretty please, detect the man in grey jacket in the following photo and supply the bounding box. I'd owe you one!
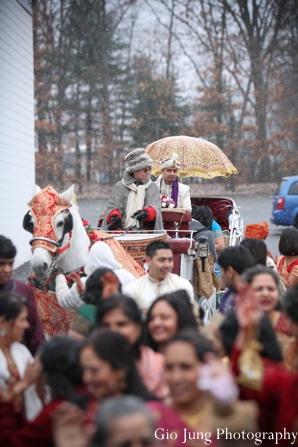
[101,148,163,231]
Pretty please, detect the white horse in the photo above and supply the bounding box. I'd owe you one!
[24,185,90,281]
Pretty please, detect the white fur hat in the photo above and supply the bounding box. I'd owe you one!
[125,148,153,173]
[160,153,181,170]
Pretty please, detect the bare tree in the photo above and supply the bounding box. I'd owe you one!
[149,0,292,182]
[221,0,291,181]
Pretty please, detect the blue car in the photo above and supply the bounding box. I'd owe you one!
[271,175,298,229]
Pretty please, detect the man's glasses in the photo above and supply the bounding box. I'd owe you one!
[142,167,152,173]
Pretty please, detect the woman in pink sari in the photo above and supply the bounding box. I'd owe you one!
[148,330,257,446]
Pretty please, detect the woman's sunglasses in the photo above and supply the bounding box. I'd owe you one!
[142,167,152,173]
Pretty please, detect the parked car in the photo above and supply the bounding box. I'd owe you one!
[271,175,298,228]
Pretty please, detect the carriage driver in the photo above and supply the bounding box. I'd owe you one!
[101,148,163,231]
[155,153,192,211]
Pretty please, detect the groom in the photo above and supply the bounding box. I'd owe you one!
[155,153,192,211]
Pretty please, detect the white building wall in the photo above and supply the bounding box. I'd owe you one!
[0,0,34,267]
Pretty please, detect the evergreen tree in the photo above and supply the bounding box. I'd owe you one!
[129,56,189,147]
[66,0,126,181]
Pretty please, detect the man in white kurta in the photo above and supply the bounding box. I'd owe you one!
[124,240,194,313]
[155,153,192,211]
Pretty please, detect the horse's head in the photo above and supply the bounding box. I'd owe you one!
[24,185,89,280]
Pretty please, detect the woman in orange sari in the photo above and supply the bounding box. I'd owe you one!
[276,228,298,290]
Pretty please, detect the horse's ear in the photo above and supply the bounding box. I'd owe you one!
[61,185,75,203]
[32,185,42,197]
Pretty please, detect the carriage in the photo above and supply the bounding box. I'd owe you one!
[108,196,244,321]
[23,184,244,336]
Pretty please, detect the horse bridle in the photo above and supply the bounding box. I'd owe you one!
[31,232,73,281]
[23,210,73,279]
[29,234,72,254]
[24,210,73,247]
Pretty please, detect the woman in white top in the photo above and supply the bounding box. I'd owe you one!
[0,292,42,421]
[55,241,136,309]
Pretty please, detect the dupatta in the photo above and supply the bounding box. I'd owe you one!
[147,401,216,446]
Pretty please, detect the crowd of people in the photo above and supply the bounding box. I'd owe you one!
[1,147,298,447]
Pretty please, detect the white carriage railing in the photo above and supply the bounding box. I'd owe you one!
[227,206,244,246]
[95,227,197,257]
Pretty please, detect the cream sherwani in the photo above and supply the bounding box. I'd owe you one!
[155,176,192,211]
[124,273,194,312]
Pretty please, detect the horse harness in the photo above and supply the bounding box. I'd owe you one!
[23,209,73,280]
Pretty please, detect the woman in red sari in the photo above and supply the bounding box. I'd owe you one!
[276,228,298,290]
[242,266,289,333]
[0,336,85,447]
[242,266,297,372]
[231,282,298,447]
[148,330,257,446]
[79,329,156,405]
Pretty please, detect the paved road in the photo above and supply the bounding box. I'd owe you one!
[231,194,282,255]
[76,194,282,255]
[14,194,284,280]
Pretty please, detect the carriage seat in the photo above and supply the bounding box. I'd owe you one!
[162,209,192,223]
[162,209,192,237]
[191,198,233,232]
[167,238,196,275]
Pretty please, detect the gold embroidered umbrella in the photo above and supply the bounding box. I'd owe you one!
[145,135,238,179]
